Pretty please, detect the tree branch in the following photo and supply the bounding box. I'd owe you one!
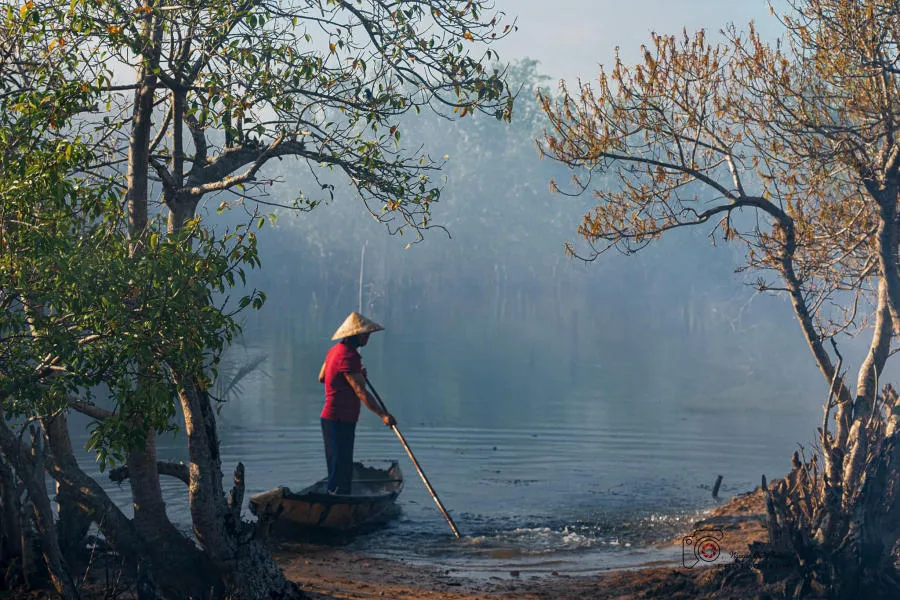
[186,134,292,194]
[68,400,113,421]
[108,461,190,486]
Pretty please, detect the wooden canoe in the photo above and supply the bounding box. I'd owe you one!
[249,461,403,534]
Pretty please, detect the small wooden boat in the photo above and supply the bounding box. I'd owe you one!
[249,461,403,534]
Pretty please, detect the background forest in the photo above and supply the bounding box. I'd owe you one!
[231,58,827,423]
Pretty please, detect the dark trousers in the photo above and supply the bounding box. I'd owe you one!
[321,418,356,493]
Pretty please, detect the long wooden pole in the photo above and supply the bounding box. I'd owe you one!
[364,376,461,538]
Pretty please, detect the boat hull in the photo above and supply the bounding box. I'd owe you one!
[249,461,403,534]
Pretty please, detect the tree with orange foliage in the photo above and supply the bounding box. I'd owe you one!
[539,1,900,596]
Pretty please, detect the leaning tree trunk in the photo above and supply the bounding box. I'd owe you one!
[174,372,304,600]
[41,413,154,597]
[40,411,93,567]
[42,411,223,600]
[0,419,77,599]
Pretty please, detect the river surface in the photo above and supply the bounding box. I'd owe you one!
[67,321,827,579]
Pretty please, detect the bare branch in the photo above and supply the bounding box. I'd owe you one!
[108,461,190,486]
[69,401,113,421]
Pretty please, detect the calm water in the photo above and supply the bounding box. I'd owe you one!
[68,320,826,578]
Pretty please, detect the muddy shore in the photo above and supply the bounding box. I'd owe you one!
[275,485,778,600]
[19,486,778,599]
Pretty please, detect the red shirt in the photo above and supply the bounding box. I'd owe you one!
[321,341,364,422]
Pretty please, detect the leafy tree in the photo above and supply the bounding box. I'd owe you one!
[539,0,900,596]
[2,0,516,598]
[0,75,266,598]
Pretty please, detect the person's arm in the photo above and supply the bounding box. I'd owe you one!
[318,361,326,383]
[344,372,396,427]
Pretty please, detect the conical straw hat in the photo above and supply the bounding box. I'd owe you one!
[331,312,385,340]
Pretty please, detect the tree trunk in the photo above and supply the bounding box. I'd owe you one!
[175,374,303,599]
[0,445,24,586]
[42,414,139,555]
[871,184,900,339]
[163,157,302,599]
[125,431,182,547]
[42,412,221,599]
[760,386,900,599]
[776,223,853,409]
[54,481,92,565]
[167,192,200,235]
[42,414,92,566]
[118,11,223,596]
[41,414,154,596]
[23,434,78,599]
[125,8,162,245]
[124,430,226,598]
[0,420,77,599]
[846,278,892,435]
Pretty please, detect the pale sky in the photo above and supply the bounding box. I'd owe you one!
[491,0,787,84]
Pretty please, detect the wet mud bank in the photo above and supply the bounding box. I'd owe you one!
[275,486,781,600]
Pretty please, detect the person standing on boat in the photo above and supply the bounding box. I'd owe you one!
[317,312,396,494]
